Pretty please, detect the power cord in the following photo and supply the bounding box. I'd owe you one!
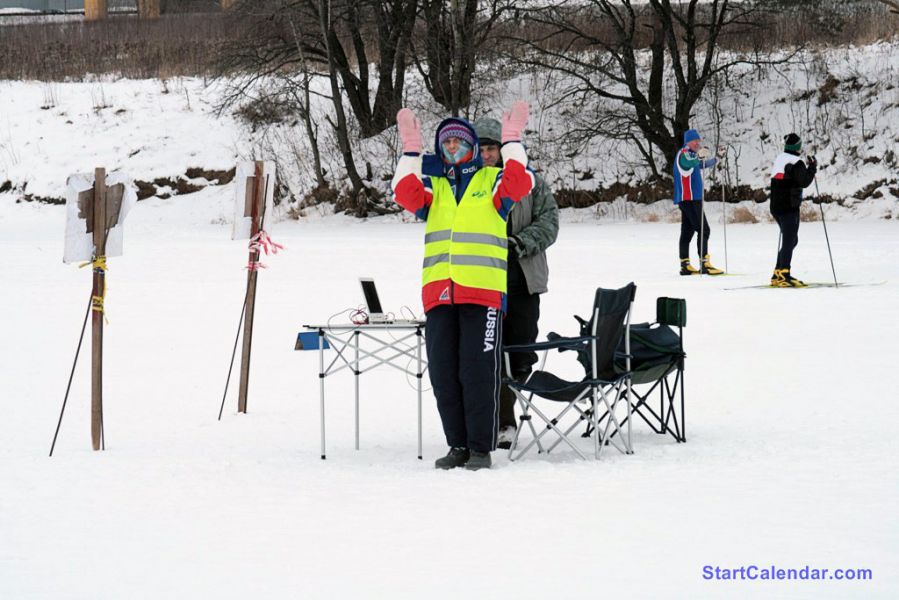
[325,305,368,331]
[384,306,431,393]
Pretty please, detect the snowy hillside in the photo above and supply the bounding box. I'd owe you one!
[1,41,899,222]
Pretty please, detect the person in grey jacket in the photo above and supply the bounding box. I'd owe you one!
[474,117,559,449]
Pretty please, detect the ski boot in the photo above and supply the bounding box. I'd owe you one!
[700,255,724,275]
[770,269,790,287]
[783,269,807,288]
[435,447,470,470]
[680,258,700,276]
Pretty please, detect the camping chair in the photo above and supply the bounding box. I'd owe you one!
[588,297,686,443]
[502,283,636,461]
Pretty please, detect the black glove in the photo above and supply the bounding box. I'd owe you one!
[509,235,524,258]
[807,155,818,169]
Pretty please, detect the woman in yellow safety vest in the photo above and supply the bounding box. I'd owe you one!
[392,102,534,470]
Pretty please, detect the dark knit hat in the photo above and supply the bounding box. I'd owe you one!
[438,122,476,149]
[784,133,802,152]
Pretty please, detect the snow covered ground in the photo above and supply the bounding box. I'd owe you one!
[1,188,897,599]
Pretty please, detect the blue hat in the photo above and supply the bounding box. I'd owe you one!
[683,129,701,144]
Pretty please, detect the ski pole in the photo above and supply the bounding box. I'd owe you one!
[50,296,92,456]
[219,289,249,420]
[813,179,838,287]
[722,151,729,273]
[699,197,704,278]
[699,150,707,278]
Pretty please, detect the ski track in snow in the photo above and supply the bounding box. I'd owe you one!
[1,188,897,599]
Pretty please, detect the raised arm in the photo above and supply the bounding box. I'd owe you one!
[493,101,535,219]
[391,108,432,220]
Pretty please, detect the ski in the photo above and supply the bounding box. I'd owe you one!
[725,281,886,290]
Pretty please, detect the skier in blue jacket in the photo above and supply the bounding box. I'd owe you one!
[673,129,725,275]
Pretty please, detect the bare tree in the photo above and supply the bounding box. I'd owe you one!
[284,17,328,189]
[412,0,514,116]
[316,0,367,196]
[511,0,788,176]
[217,0,418,212]
[219,0,417,138]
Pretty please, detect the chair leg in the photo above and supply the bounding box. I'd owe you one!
[593,388,600,459]
[510,394,592,461]
[544,403,592,455]
[625,376,633,454]
[513,390,546,455]
[680,364,686,442]
[597,381,630,456]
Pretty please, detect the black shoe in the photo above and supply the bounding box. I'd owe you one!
[465,451,492,471]
[435,447,470,470]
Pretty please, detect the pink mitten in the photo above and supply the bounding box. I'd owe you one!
[396,108,422,154]
[501,100,529,143]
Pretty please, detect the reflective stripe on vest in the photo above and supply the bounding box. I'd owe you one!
[423,166,507,294]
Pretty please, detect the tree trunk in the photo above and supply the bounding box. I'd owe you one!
[288,17,328,190]
[318,0,366,197]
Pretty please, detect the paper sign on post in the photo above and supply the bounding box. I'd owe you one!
[63,172,137,264]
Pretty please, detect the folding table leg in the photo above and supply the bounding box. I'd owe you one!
[416,327,423,460]
[354,331,360,450]
[319,329,326,460]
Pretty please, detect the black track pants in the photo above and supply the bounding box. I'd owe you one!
[679,201,711,260]
[774,210,801,270]
[499,293,540,429]
[426,304,503,453]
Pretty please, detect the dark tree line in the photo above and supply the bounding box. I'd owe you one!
[216,0,847,208]
[218,0,510,213]
[506,0,794,177]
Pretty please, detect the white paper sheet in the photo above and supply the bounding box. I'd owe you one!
[231,161,276,241]
[63,171,137,264]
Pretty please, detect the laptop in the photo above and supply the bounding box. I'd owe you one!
[359,278,420,324]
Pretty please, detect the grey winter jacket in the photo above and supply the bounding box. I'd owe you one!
[508,173,559,295]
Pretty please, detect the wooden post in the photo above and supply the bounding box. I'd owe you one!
[138,0,161,18]
[237,161,265,413]
[85,0,108,20]
[91,168,107,451]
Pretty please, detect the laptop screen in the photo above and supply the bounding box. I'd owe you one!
[360,279,383,315]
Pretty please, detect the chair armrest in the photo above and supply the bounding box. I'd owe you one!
[503,335,595,353]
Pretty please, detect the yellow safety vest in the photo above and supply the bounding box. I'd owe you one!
[423,167,508,294]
